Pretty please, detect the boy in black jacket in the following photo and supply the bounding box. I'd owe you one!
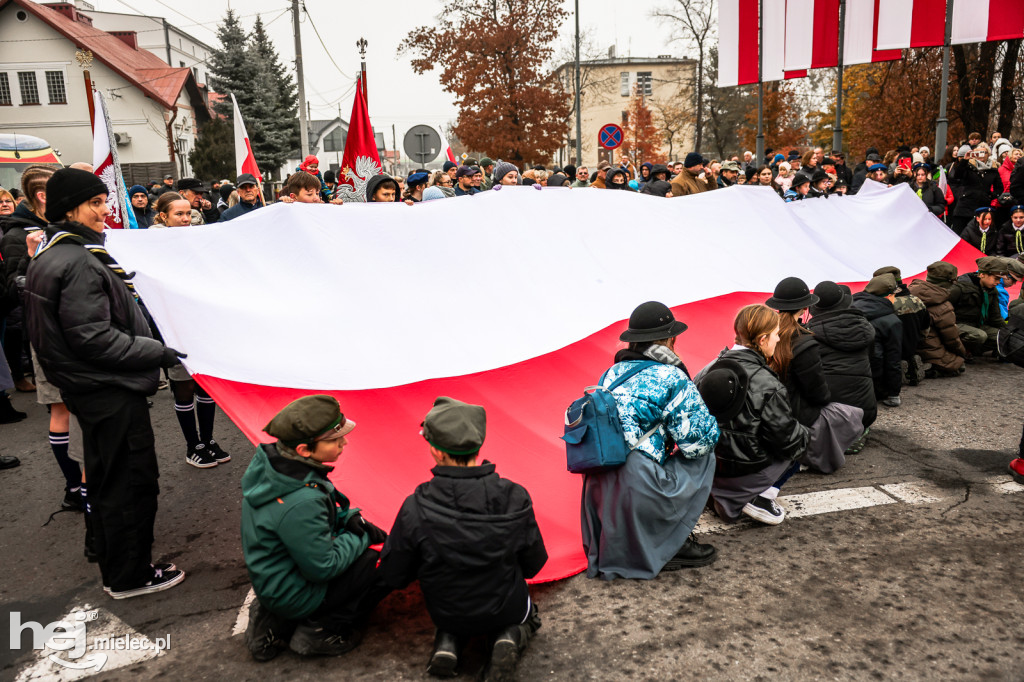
[852,274,904,407]
[378,397,547,680]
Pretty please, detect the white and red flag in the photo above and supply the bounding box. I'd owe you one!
[951,0,1024,44]
[336,76,382,202]
[91,89,131,230]
[783,0,901,71]
[437,127,457,165]
[104,181,984,583]
[231,92,262,183]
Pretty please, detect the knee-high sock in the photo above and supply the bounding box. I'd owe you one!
[173,398,200,449]
[195,385,216,443]
[49,431,81,491]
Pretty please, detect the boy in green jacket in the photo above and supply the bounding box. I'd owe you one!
[241,395,388,660]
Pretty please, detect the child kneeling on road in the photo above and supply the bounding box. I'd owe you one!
[241,395,388,660]
[378,397,548,680]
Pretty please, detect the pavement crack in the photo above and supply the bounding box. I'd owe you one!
[873,439,967,478]
[940,482,971,517]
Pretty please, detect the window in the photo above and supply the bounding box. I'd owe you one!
[323,127,345,152]
[18,71,39,105]
[620,71,630,97]
[0,74,10,106]
[45,71,65,104]
[637,71,653,97]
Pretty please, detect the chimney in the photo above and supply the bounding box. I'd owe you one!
[42,3,93,25]
[109,30,138,50]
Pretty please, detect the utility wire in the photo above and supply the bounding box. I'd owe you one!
[302,2,353,81]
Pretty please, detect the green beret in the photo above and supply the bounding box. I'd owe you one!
[1000,257,1024,278]
[264,395,354,447]
[479,157,494,167]
[864,273,898,296]
[421,396,486,456]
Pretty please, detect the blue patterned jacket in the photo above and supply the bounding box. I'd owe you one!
[600,351,720,465]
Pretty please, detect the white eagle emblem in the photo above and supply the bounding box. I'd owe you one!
[335,156,382,203]
[99,165,122,226]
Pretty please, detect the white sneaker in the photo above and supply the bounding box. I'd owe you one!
[741,495,786,525]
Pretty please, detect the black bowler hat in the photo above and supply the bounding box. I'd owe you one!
[619,301,688,343]
[696,359,748,422]
[765,276,819,312]
[810,280,851,314]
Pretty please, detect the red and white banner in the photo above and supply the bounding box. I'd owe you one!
[104,182,983,582]
[231,92,262,183]
[952,0,1024,44]
[336,76,381,202]
[718,0,759,87]
[876,0,946,50]
[437,127,457,165]
[842,0,904,65]
[91,90,130,230]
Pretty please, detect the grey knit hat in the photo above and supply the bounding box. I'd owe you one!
[492,161,519,185]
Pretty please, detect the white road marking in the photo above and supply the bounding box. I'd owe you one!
[231,588,255,636]
[15,603,165,681]
[695,474,1021,535]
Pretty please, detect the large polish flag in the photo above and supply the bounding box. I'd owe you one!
[875,0,946,50]
[104,182,983,582]
[784,0,902,71]
[952,0,1024,44]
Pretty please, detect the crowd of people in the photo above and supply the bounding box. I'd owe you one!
[2,130,1024,679]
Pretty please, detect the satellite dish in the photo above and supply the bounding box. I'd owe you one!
[403,125,443,165]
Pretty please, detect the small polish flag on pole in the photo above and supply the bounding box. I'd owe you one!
[437,126,456,164]
[231,92,263,183]
[91,89,132,229]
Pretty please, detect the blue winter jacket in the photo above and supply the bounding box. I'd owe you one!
[601,354,720,465]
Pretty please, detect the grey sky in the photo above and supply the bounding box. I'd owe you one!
[93,0,683,154]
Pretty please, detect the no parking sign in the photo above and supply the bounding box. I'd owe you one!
[598,124,623,150]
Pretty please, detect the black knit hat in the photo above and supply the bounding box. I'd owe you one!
[44,168,109,223]
[765,277,819,311]
[619,301,688,342]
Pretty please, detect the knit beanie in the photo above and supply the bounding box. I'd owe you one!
[443,161,457,172]
[422,186,447,202]
[684,152,702,168]
[44,168,108,223]
[128,184,148,198]
[492,161,518,185]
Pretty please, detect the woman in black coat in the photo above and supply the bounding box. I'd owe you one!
[806,282,878,431]
[948,150,1003,235]
[765,277,866,474]
[912,164,945,216]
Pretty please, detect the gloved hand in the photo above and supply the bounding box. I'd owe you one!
[345,513,388,543]
[160,346,187,368]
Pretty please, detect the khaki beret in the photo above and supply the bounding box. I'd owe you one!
[421,396,486,456]
[264,395,355,446]
[864,273,898,296]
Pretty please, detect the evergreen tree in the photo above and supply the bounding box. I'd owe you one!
[249,17,300,161]
[188,118,235,182]
[207,10,249,120]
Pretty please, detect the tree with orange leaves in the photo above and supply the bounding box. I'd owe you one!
[737,82,807,153]
[620,86,668,166]
[400,0,570,165]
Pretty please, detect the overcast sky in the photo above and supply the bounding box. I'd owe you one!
[92,0,683,154]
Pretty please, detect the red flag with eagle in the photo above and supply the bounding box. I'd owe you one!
[91,89,131,229]
[336,76,381,202]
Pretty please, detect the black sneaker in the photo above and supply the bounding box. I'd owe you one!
[104,563,177,593]
[61,488,84,512]
[108,567,185,599]
[246,598,296,662]
[663,534,717,570]
[741,495,786,525]
[206,439,231,463]
[484,626,521,682]
[186,443,218,469]
[427,630,460,677]
[288,622,361,656]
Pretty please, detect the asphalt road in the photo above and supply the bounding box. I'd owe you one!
[3,358,1024,681]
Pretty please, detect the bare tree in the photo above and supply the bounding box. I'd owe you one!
[553,29,619,163]
[648,65,696,161]
[653,0,715,153]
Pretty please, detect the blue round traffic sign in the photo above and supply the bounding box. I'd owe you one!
[598,123,623,150]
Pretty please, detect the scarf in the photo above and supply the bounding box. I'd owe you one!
[36,222,139,300]
[1015,225,1023,255]
[613,344,692,379]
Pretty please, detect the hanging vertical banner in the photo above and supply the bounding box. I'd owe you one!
[717,0,759,87]
[783,0,815,71]
[876,0,945,50]
[762,0,788,81]
[91,90,130,230]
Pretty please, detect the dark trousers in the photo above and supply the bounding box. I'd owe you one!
[63,387,159,591]
[308,548,390,632]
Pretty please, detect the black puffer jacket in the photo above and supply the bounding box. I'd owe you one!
[948,160,1002,218]
[959,220,1000,255]
[948,272,1005,329]
[995,221,1024,257]
[781,329,832,427]
[0,205,47,318]
[806,307,877,427]
[378,461,547,636]
[23,221,164,395]
[851,292,903,399]
[913,180,946,216]
[704,348,809,478]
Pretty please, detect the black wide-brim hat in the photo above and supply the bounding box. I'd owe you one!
[765,276,819,312]
[696,358,748,423]
[619,301,688,343]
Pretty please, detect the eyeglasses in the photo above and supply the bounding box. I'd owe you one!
[439,179,453,186]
